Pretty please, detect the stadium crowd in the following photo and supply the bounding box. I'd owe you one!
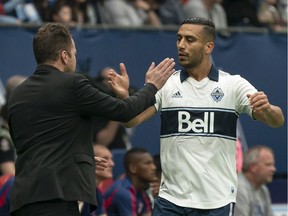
[0,0,287,30]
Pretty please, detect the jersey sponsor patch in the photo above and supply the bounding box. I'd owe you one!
[160,108,238,140]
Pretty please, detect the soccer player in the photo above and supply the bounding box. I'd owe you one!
[109,17,284,215]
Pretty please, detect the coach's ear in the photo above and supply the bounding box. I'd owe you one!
[60,50,69,64]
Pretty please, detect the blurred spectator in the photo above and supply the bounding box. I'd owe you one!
[104,147,156,216]
[0,174,14,216]
[2,0,44,24]
[161,0,187,25]
[69,0,97,25]
[0,79,5,109]
[94,144,115,186]
[257,0,285,31]
[89,0,113,24]
[49,0,74,24]
[148,0,187,25]
[150,154,161,199]
[92,66,136,150]
[0,123,14,176]
[183,0,228,29]
[234,145,275,216]
[222,0,264,27]
[104,0,161,27]
[81,144,114,216]
[31,0,51,23]
[146,153,161,208]
[236,138,244,173]
[20,1,42,23]
[0,75,27,176]
[236,119,248,174]
[278,0,287,25]
[0,0,22,24]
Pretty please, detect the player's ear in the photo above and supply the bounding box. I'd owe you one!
[129,164,137,174]
[205,42,214,54]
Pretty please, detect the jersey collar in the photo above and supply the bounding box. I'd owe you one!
[180,64,219,82]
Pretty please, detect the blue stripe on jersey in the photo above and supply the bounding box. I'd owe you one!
[160,108,238,140]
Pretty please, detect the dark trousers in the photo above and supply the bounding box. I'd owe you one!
[12,199,80,216]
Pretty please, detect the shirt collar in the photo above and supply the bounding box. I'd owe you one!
[180,64,219,82]
[34,64,61,74]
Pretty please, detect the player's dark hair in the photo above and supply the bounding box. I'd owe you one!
[181,17,216,42]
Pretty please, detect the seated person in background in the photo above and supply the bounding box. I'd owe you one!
[145,153,161,209]
[0,0,22,24]
[81,145,114,216]
[150,154,161,199]
[103,0,161,27]
[0,174,15,216]
[104,147,156,216]
[257,0,284,31]
[156,0,187,25]
[234,145,275,216]
[49,0,75,25]
[0,119,14,176]
[222,0,264,27]
[92,66,137,150]
[0,75,27,176]
[32,0,52,23]
[69,0,96,25]
[183,0,228,29]
[236,138,244,173]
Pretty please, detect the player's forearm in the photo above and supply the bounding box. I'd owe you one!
[123,106,156,128]
[254,105,284,128]
[123,118,139,128]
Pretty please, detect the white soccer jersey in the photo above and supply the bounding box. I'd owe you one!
[154,65,257,209]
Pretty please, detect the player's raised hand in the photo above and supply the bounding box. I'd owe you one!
[145,58,175,90]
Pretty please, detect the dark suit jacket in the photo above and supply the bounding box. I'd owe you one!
[7,65,157,212]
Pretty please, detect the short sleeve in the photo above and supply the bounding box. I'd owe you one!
[234,75,257,117]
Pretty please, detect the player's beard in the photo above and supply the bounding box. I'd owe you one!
[179,51,204,70]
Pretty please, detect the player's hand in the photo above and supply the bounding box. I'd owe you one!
[145,58,175,90]
[247,91,284,128]
[247,91,271,114]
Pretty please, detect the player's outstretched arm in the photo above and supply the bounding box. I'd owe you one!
[123,106,157,128]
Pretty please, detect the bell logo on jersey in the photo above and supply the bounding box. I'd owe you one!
[178,111,214,133]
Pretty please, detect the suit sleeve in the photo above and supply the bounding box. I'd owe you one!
[73,75,157,122]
